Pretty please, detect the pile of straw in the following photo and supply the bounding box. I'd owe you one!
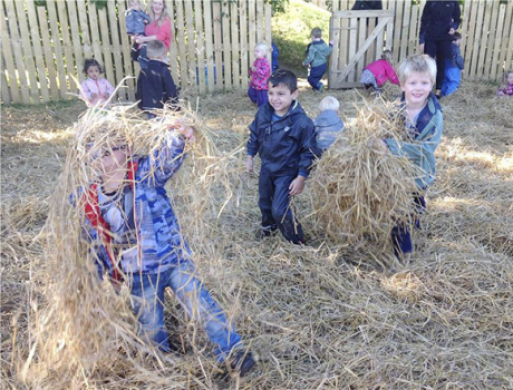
[308,100,417,248]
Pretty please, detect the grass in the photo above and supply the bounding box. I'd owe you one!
[272,0,331,76]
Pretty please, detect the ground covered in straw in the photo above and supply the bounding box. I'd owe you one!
[1,81,513,389]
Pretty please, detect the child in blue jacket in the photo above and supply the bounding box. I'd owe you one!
[382,54,443,256]
[246,69,318,244]
[76,116,255,377]
[441,32,464,97]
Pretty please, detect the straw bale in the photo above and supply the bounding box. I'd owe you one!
[308,99,417,249]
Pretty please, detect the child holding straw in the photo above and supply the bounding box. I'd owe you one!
[75,115,255,377]
[380,54,443,256]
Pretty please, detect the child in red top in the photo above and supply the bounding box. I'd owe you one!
[359,50,399,95]
[497,69,513,98]
[248,43,271,107]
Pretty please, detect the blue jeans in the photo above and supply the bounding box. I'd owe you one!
[441,62,461,97]
[308,63,327,90]
[128,261,242,361]
[248,87,269,107]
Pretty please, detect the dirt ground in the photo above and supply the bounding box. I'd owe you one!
[1,80,513,389]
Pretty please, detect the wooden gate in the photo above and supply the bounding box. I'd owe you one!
[329,10,394,89]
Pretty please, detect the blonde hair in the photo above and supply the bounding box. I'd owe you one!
[255,42,269,53]
[319,96,340,112]
[149,0,170,27]
[146,40,166,59]
[381,49,393,62]
[398,54,437,85]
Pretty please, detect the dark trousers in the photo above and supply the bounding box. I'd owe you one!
[391,194,426,256]
[424,39,452,90]
[308,63,327,90]
[258,171,304,244]
[248,87,269,107]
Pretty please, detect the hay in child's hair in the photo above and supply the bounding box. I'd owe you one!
[308,100,418,248]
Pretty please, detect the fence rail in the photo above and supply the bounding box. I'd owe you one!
[0,0,272,105]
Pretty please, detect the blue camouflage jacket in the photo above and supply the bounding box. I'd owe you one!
[81,134,191,279]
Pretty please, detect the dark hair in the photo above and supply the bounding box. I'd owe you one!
[453,32,462,41]
[83,58,104,75]
[268,69,298,92]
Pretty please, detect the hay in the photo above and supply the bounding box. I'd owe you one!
[1,81,513,389]
[308,99,417,249]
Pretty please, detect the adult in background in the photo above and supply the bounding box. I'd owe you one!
[134,0,172,69]
[351,0,382,11]
[419,0,461,100]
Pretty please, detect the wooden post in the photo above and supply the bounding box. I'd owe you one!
[117,0,135,101]
[462,0,478,79]
[185,0,197,87]
[202,0,214,93]
[194,0,206,94]
[0,0,19,103]
[14,0,39,103]
[175,0,188,89]
[265,3,272,66]
[5,0,30,103]
[77,0,92,59]
[66,0,84,86]
[222,0,232,89]
[37,6,59,101]
[240,1,248,89]
[401,0,411,60]
[488,1,504,80]
[166,0,179,83]
[98,8,115,93]
[230,1,240,88]
[501,1,513,77]
[212,1,223,91]
[469,0,485,78]
[26,0,50,103]
[56,0,76,95]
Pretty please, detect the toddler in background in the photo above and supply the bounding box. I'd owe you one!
[441,32,464,97]
[126,0,151,62]
[497,69,513,98]
[271,42,280,73]
[314,96,344,155]
[302,27,333,92]
[359,50,399,95]
[248,42,271,107]
[80,58,115,107]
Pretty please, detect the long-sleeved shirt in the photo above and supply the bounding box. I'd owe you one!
[80,77,115,107]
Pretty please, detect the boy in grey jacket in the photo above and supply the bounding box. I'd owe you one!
[302,28,333,91]
[314,96,344,154]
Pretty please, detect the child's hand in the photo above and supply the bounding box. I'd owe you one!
[329,40,334,46]
[289,175,306,196]
[246,155,254,173]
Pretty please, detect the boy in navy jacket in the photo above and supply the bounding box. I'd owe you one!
[135,40,178,118]
[246,69,318,244]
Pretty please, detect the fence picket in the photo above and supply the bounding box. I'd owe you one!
[222,1,232,89]
[165,0,179,82]
[174,0,188,89]
[117,0,135,101]
[37,6,59,100]
[240,1,248,89]
[212,1,223,91]
[231,1,240,89]
[0,0,19,103]
[194,0,206,94]
[203,0,215,92]
[184,0,197,87]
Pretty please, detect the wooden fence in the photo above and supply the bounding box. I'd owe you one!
[0,0,272,105]
[313,0,513,84]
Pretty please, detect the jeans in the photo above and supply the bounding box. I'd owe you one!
[248,87,269,107]
[308,63,327,90]
[128,261,242,361]
[441,62,461,97]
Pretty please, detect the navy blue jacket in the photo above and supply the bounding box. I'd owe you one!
[136,60,177,111]
[419,1,461,44]
[247,101,317,178]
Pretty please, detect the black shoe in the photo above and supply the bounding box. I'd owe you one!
[230,350,256,377]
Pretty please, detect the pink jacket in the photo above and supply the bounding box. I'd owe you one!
[249,57,271,90]
[80,77,115,106]
[365,59,399,87]
[145,18,172,49]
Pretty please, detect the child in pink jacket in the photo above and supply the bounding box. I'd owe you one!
[80,59,115,107]
[248,42,271,107]
[359,50,399,95]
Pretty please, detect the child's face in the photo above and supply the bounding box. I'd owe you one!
[401,71,433,108]
[254,47,266,59]
[87,65,100,80]
[454,38,462,47]
[130,1,140,10]
[507,73,513,85]
[93,145,129,181]
[268,83,298,116]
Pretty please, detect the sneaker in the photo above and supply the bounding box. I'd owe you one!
[318,84,325,92]
[230,350,256,377]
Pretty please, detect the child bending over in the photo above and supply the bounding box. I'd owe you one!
[248,42,271,107]
[76,117,255,376]
[314,96,344,155]
[381,54,443,256]
[359,50,399,95]
[246,69,318,244]
[80,59,115,107]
